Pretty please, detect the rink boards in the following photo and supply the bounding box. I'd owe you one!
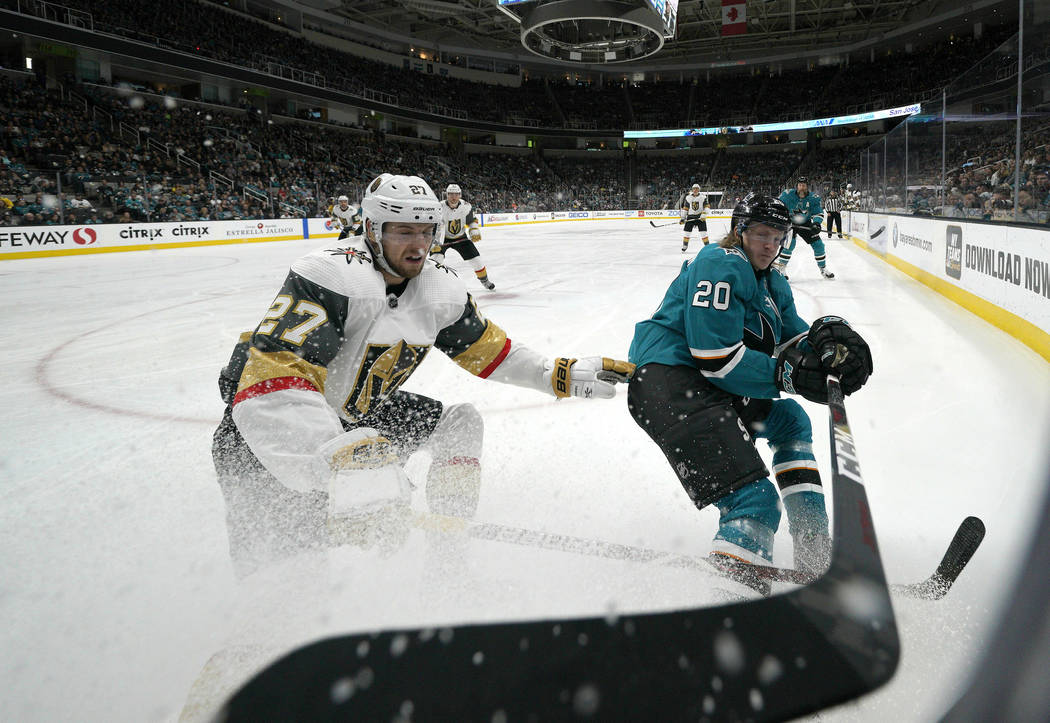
[848,212,1050,362]
[0,217,322,260]
[0,210,717,261]
[1,209,1046,362]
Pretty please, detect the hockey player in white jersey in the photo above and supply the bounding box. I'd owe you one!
[212,174,633,577]
[328,194,361,240]
[431,184,495,290]
[679,183,710,253]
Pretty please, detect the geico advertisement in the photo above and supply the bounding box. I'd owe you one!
[0,218,305,257]
[887,215,1050,329]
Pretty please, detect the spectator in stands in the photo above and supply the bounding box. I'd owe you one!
[1033,167,1050,206]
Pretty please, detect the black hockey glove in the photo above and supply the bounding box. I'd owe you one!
[807,316,873,395]
[775,346,828,404]
[809,219,823,233]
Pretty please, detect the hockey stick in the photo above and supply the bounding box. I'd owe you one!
[414,509,981,601]
[649,219,680,228]
[890,515,985,599]
[221,375,900,721]
[706,515,985,600]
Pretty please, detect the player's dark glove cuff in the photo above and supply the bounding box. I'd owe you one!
[775,346,829,404]
[807,316,874,395]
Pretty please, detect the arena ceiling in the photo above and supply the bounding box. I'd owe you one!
[325,0,1014,68]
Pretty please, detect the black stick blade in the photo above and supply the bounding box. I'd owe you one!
[892,516,986,600]
[936,515,985,582]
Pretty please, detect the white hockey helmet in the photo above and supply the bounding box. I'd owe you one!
[361,174,443,274]
[337,194,349,203]
[691,183,701,192]
[445,183,462,196]
[365,173,393,196]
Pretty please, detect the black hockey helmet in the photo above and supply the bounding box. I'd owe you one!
[732,193,791,238]
[796,176,809,185]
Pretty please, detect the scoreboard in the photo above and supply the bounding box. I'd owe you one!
[499,0,679,36]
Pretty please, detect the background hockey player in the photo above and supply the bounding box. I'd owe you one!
[776,177,833,279]
[431,183,495,290]
[328,194,362,240]
[844,183,860,211]
[626,194,872,593]
[212,174,633,577]
[679,183,710,253]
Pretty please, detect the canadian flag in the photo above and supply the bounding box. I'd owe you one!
[721,0,747,36]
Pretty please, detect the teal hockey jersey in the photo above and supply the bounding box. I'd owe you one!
[629,244,811,399]
[779,188,824,225]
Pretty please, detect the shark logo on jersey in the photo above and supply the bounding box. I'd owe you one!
[762,296,783,322]
[722,247,748,262]
[742,313,776,356]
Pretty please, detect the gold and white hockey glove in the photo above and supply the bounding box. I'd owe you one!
[547,356,635,399]
[469,227,481,242]
[319,428,412,548]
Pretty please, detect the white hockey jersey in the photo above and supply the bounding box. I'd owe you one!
[681,192,709,220]
[441,199,476,242]
[329,203,360,230]
[222,239,551,492]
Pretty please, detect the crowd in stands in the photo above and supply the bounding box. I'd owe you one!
[0,71,814,223]
[0,0,1047,228]
[714,149,807,201]
[0,0,1019,132]
[2,67,1047,227]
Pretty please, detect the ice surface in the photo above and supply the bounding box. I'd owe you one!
[1,219,1047,721]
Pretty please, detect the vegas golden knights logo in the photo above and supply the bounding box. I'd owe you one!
[344,340,430,419]
[691,202,701,212]
[447,219,462,236]
[369,176,384,193]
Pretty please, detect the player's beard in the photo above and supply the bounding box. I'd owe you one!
[385,247,428,280]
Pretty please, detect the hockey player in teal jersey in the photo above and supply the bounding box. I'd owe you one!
[627,194,872,592]
[777,176,834,279]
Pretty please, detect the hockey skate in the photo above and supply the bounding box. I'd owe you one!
[792,532,832,576]
[707,552,772,596]
[681,243,689,253]
[479,277,495,290]
[709,484,778,596]
[820,268,835,279]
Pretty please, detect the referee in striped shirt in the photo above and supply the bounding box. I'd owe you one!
[825,189,844,238]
